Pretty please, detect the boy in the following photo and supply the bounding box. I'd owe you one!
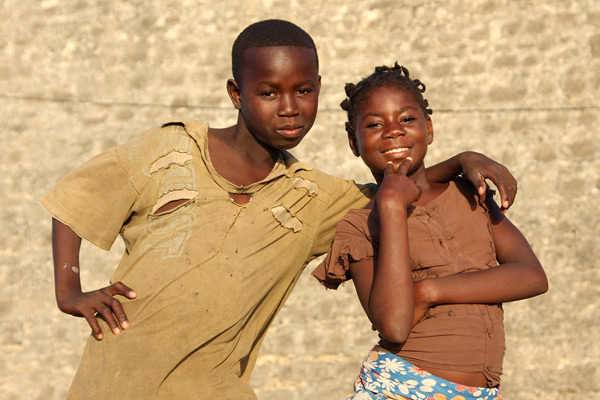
[42,19,517,399]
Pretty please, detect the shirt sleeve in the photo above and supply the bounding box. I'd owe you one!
[309,177,374,258]
[39,147,139,250]
[311,212,375,289]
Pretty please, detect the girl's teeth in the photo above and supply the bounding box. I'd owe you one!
[384,148,408,154]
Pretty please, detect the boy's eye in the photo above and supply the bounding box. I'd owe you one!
[261,91,276,98]
[366,121,382,128]
[297,88,312,95]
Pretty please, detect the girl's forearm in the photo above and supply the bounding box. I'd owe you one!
[369,207,414,343]
[425,153,463,183]
[417,261,548,307]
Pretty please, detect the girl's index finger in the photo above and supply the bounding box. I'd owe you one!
[384,161,396,175]
[397,157,413,175]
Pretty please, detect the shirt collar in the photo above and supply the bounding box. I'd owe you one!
[161,119,313,189]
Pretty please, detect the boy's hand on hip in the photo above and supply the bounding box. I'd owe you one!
[57,282,137,340]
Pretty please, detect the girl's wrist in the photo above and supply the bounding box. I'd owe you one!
[376,200,409,215]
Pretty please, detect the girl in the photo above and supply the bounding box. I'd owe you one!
[312,63,548,400]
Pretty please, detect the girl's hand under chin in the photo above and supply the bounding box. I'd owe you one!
[375,159,421,211]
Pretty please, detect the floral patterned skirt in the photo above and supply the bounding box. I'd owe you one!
[348,346,502,400]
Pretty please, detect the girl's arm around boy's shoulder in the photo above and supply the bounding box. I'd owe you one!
[426,151,518,211]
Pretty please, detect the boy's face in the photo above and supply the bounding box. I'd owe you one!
[349,85,433,176]
[229,46,321,151]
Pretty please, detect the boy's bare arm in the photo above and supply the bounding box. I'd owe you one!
[412,198,548,325]
[52,218,137,340]
[426,151,517,210]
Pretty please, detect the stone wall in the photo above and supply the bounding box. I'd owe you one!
[1,0,598,398]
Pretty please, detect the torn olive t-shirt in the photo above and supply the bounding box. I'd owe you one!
[40,120,372,399]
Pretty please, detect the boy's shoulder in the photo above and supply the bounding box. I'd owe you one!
[281,151,375,201]
[126,119,208,145]
[110,119,209,180]
[115,119,209,160]
[280,151,345,186]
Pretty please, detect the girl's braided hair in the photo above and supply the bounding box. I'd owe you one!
[340,62,432,136]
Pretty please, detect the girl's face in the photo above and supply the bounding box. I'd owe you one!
[349,84,433,179]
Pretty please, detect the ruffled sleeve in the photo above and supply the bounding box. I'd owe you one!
[312,211,375,289]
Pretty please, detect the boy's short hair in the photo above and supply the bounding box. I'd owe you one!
[232,19,319,84]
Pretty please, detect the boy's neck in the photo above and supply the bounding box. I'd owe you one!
[207,125,280,188]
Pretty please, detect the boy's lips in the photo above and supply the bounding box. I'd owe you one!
[276,125,303,138]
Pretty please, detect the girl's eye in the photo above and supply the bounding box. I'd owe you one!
[402,117,416,123]
[366,122,382,128]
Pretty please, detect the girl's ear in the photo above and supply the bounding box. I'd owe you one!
[227,79,242,110]
[347,130,360,157]
[426,117,434,145]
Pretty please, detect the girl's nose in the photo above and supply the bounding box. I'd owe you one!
[382,123,405,138]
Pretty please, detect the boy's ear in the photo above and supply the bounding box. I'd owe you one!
[347,130,360,157]
[426,117,434,145]
[227,79,242,110]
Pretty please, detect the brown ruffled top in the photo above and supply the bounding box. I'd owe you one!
[312,178,505,387]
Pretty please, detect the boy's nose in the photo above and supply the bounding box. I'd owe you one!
[277,94,299,117]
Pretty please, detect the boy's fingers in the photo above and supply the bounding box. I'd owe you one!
[478,182,487,202]
[107,299,130,330]
[498,180,517,209]
[82,312,104,340]
[96,303,122,335]
[109,282,137,299]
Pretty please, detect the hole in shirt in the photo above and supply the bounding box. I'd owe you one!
[229,193,251,205]
[154,198,190,214]
[151,189,199,215]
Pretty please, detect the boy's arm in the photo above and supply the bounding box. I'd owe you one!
[52,218,137,339]
[426,151,517,211]
[412,198,548,325]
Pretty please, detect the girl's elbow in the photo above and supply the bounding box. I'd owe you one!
[530,262,549,295]
[536,274,549,295]
[377,321,411,344]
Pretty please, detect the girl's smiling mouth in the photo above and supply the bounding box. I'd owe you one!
[383,147,409,155]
